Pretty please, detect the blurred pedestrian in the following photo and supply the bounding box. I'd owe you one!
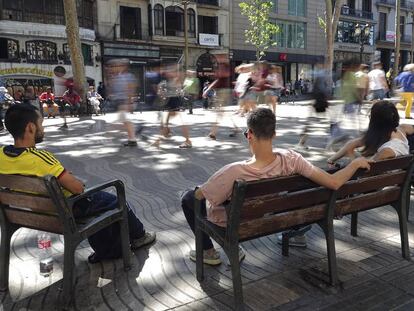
[106,58,139,147]
[233,63,253,116]
[182,70,200,115]
[394,63,414,119]
[355,64,369,105]
[264,65,283,113]
[368,62,388,100]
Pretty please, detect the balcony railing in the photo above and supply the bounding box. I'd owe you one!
[197,0,219,6]
[376,0,414,9]
[341,7,373,20]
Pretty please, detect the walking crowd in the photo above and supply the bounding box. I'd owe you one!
[1,56,414,277]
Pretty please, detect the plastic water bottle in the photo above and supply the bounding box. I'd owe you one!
[38,233,53,277]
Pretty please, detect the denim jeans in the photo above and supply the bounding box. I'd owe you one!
[372,89,385,100]
[73,191,145,259]
[181,189,214,250]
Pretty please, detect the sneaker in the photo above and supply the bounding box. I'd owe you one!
[189,249,222,266]
[131,232,156,249]
[123,140,138,147]
[277,234,307,248]
[226,246,246,266]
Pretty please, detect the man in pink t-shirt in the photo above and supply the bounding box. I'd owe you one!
[181,108,371,266]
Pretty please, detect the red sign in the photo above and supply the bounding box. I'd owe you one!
[279,53,287,61]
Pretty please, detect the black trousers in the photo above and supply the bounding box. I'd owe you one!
[181,189,214,250]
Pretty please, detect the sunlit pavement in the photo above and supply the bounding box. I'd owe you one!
[1,102,414,310]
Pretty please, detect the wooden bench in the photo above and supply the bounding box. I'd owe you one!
[0,174,131,309]
[194,155,414,310]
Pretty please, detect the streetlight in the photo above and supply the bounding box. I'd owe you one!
[354,23,371,63]
[173,0,194,70]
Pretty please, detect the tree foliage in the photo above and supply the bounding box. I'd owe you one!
[239,0,279,61]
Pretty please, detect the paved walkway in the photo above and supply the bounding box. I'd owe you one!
[1,103,414,310]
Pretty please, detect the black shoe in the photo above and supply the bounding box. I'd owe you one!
[59,124,68,130]
[88,252,101,264]
[123,140,138,147]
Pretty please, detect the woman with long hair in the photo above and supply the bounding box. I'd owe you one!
[327,101,413,165]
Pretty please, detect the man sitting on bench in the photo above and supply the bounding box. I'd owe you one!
[0,104,156,263]
[181,108,371,265]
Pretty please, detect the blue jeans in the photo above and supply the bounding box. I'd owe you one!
[372,89,385,100]
[73,191,145,259]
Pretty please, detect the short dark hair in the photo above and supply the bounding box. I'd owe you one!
[5,104,40,140]
[247,108,276,140]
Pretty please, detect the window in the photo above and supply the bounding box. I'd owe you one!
[288,0,306,16]
[198,15,218,34]
[165,6,184,37]
[26,40,57,63]
[362,0,371,12]
[272,20,305,49]
[1,0,93,28]
[347,0,355,9]
[188,9,196,38]
[63,43,93,65]
[120,6,142,39]
[272,0,277,12]
[401,16,405,38]
[0,38,19,60]
[154,4,164,36]
[336,21,374,45]
[379,13,387,40]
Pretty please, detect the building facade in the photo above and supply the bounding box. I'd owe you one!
[334,0,375,76]
[230,0,325,83]
[97,0,230,97]
[0,0,102,99]
[373,0,414,72]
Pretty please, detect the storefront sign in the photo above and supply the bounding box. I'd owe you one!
[0,67,54,78]
[386,31,396,42]
[199,33,220,47]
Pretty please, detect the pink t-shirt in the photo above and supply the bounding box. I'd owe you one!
[200,149,316,227]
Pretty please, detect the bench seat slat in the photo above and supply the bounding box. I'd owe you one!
[0,192,57,215]
[4,209,63,234]
[0,175,48,196]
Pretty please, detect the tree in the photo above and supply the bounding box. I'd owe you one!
[239,0,279,61]
[63,0,87,111]
[319,0,345,85]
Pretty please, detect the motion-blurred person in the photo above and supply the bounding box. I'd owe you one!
[97,82,106,100]
[202,81,215,109]
[394,63,414,119]
[233,63,253,116]
[182,70,200,115]
[145,63,162,107]
[155,64,192,148]
[87,86,103,115]
[355,64,369,105]
[203,62,238,139]
[106,59,139,147]
[340,59,361,131]
[63,87,81,116]
[39,87,59,118]
[368,62,388,100]
[264,65,284,113]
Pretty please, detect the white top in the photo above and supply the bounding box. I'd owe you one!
[267,73,284,89]
[368,69,386,91]
[234,72,251,94]
[377,129,410,157]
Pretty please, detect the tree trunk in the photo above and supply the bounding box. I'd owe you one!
[394,0,401,76]
[63,0,87,112]
[325,0,345,88]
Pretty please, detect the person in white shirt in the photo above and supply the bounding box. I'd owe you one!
[368,62,388,100]
[264,65,284,113]
[87,86,103,115]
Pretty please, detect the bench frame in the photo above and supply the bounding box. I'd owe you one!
[194,156,414,310]
[0,175,131,309]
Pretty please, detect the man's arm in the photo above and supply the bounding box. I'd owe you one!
[58,171,84,194]
[309,157,370,190]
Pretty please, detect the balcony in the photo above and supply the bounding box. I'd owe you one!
[376,0,414,10]
[197,0,219,6]
[402,34,412,43]
[341,7,373,20]
[377,32,412,43]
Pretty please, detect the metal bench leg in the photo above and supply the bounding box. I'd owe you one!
[398,206,410,260]
[195,222,204,282]
[0,226,13,292]
[61,241,76,309]
[120,217,131,271]
[325,224,339,286]
[229,245,244,311]
[351,213,358,237]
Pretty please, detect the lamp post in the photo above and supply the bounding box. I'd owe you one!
[354,23,371,63]
[173,0,193,70]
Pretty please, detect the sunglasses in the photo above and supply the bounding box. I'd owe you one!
[243,129,249,138]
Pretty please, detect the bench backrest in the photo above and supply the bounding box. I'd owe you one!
[0,174,74,234]
[227,155,414,242]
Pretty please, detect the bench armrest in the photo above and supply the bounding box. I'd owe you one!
[67,179,126,209]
